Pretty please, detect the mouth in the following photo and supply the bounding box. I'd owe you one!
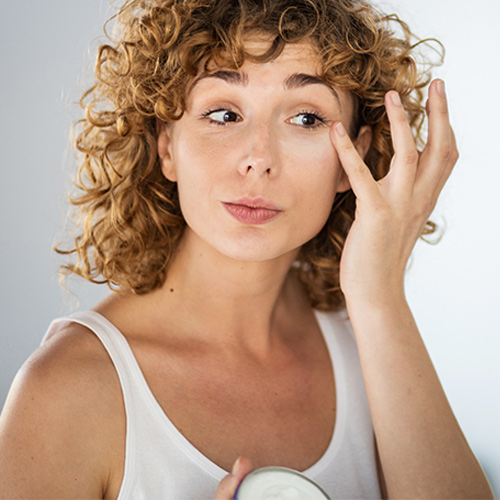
[222,197,282,225]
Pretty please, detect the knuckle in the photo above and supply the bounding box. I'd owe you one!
[437,100,449,115]
[393,107,407,120]
[214,477,235,500]
[430,92,449,116]
[416,195,434,219]
[437,143,452,161]
[372,200,392,219]
[393,110,410,126]
[354,160,368,175]
[341,139,356,152]
[397,149,419,165]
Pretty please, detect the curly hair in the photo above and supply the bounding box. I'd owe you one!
[56,0,442,311]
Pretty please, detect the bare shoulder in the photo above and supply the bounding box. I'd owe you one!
[0,322,125,499]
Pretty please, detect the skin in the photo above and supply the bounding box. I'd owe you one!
[328,86,493,498]
[0,40,493,499]
[209,45,493,498]
[159,43,359,265]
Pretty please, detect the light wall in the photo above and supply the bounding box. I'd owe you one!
[1,0,499,493]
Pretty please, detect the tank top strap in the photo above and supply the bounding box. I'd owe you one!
[43,310,141,496]
[41,309,380,498]
[44,310,144,396]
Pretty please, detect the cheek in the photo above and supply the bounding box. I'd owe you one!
[174,129,238,181]
[170,131,241,225]
[172,138,215,196]
[284,133,341,193]
[281,135,341,238]
[285,130,337,166]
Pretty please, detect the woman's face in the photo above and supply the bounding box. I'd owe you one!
[158,41,362,263]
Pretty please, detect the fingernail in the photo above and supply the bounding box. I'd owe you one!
[232,457,242,476]
[436,79,446,97]
[390,91,402,106]
[336,122,346,136]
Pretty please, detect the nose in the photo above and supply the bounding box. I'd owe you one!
[237,120,279,177]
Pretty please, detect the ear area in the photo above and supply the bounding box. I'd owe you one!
[336,125,373,193]
[354,124,372,159]
[157,119,177,182]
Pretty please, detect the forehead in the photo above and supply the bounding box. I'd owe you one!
[188,40,351,112]
[205,38,322,77]
[247,38,320,65]
[191,42,320,90]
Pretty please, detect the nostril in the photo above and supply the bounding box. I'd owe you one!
[240,162,273,176]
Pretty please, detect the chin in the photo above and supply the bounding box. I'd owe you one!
[216,244,285,263]
[184,218,324,265]
[209,233,303,265]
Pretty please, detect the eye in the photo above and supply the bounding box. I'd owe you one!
[202,109,242,125]
[289,111,328,129]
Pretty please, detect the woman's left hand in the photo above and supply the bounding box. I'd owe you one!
[330,78,458,305]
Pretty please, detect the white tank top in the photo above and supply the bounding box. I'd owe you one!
[44,310,381,499]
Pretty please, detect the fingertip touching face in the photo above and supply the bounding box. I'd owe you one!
[158,39,368,264]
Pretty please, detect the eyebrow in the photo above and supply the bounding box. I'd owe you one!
[284,73,341,108]
[190,70,249,91]
[190,70,341,108]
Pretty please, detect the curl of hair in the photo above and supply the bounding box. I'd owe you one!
[56,0,443,309]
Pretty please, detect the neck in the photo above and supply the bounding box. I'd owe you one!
[149,229,305,351]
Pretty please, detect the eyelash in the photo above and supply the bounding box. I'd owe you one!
[292,110,329,130]
[201,108,241,126]
[200,107,329,129]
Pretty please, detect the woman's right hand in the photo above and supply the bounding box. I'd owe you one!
[214,457,253,500]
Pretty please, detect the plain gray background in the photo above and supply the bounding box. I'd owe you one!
[1,0,499,494]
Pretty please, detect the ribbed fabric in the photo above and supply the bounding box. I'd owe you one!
[44,310,381,499]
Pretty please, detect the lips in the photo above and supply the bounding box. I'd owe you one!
[222,197,282,225]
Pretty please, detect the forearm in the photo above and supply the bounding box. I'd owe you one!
[346,294,493,499]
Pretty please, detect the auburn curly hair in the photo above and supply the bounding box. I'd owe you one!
[56,0,442,311]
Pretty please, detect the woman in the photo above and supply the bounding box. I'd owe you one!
[0,0,493,498]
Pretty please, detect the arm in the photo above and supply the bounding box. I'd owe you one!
[0,325,122,499]
[330,79,493,499]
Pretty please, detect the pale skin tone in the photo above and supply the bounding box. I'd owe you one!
[0,40,493,499]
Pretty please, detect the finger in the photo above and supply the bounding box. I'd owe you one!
[330,122,378,201]
[417,80,458,200]
[214,474,240,500]
[232,456,253,482]
[214,457,253,500]
[428,125,459,206]
[417,79,454,186]
[385,90,419,189]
